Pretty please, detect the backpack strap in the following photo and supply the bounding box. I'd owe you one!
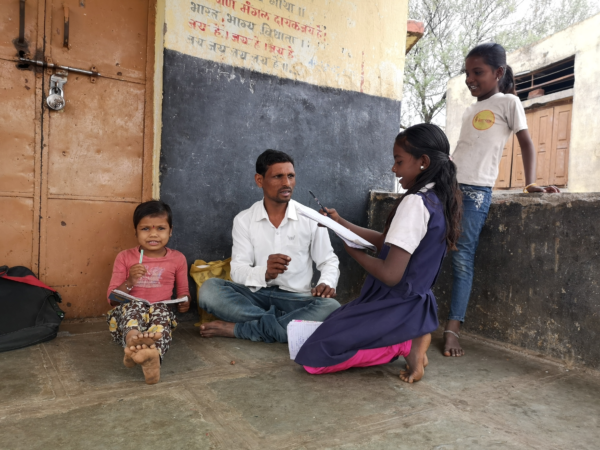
[0,270,57,293]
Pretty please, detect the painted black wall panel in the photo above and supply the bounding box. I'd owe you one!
[160,49,400,302]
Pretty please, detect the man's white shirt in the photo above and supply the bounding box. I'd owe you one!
[230,199,340,294]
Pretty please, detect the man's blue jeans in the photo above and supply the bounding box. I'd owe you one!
[449,184,493,322]
[197,278,341,343]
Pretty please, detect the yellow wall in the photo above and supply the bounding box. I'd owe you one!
[164,0,409,100]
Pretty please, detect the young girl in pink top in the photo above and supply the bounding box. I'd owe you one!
[106,200,190,384]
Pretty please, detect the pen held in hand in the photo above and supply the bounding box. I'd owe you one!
[139,249,144,264]
[309,190,330,217]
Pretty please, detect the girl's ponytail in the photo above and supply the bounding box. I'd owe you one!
[500,65,516,95]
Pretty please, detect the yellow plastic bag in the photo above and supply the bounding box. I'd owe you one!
[189,258,232,326]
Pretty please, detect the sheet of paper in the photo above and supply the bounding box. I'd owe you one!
[287,320,323,360]
[297,207,377,251]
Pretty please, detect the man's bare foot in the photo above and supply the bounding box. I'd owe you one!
[123,346,137,368]
[443,320,464,357]
[131,344,161,385]
[126,330,163,348]
[199,321,236,338]
[400,333,431,383]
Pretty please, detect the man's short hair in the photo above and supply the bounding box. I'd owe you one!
[256,149,295,176]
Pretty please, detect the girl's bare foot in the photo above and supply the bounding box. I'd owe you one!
[126,330,163,348]
[400,333,431,383]
[123,346,137,368]
[131,344,161,385]
[443,320,464,357]
[199,321,236,338]
[405,352,428,371]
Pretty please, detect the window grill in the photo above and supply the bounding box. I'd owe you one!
[514,57,575,101]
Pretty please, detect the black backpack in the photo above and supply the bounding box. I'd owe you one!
[0,266,65,352]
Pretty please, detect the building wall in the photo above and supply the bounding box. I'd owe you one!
[158,0,409,301]
[369,191,600,370]
[445,12,600,192]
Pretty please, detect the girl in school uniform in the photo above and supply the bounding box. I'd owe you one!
[444,43,559,357]
[106,200,190,384]
[295,123,462,382]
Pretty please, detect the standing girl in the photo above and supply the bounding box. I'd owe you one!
[106,200,190,384]
[444,43,559,357]
[295,123,462,382]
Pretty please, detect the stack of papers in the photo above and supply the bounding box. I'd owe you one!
[287,320,323,360]
[297,207,376,251]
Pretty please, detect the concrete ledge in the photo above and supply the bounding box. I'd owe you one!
[368,191,600,370]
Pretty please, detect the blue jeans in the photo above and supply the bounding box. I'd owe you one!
[197,278,341,343]
[449,184,493,322]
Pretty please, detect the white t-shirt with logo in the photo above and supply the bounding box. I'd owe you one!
[452,93,528,187]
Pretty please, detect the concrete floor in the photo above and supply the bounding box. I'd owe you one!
[1,319,599,450]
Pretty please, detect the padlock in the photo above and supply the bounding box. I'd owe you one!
[47,73,68,111]
[47,87,65,111]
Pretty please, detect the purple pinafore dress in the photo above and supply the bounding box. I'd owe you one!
[295,190,446,368]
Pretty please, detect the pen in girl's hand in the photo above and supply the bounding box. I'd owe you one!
[139,249,144,264]
[309,190,330,217]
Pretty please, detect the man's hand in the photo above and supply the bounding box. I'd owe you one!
[177,300,190,313]
[311,283,336,298]
[127,263,147,286]
[265,254,291,281]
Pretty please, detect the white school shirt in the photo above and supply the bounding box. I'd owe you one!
[230,199,340,294]
[452,93,528,187]
[384,184,434,254]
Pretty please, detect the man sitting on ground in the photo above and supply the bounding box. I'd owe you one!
[198,149,341,342]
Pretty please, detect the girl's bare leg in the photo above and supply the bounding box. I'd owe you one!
[400,333,431,383]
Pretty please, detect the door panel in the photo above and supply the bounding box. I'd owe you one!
[532,108,553,186]
[550,104,572,186]
[511,130,525,188]
[0,197,34,267]
[44,199,138,318]
[47,75,145,200]
[0,0,40,60]
[48,0,149,82]
[2,0,154,317]
[494,136,513,189]
[0,59,36,194]
[40,0,153,318]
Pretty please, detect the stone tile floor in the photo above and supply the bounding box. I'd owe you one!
[1,319,599,449]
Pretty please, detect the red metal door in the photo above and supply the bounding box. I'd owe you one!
[1,0,156,318]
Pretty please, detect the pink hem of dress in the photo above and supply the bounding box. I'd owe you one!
[303,341,412,375]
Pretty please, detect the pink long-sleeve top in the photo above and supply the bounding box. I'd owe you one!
[107,247,189,304]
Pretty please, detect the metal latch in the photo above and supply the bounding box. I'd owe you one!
[47,72,68,111]
[18,57,101,78]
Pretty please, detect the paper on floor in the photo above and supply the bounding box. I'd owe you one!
[287,320,323,360]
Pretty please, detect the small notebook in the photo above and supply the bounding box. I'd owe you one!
[109,289,188,306]
[297,207,376,251]
[287,320,322,360]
